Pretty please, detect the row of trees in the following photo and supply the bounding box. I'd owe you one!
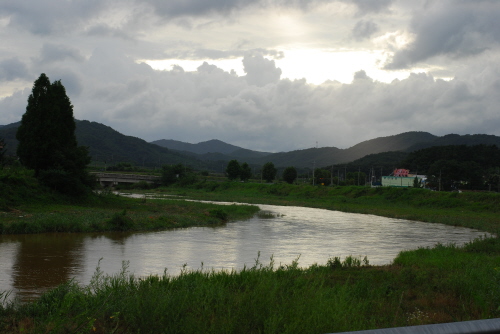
[225,160,300,184]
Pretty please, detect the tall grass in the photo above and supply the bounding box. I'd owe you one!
[3,236,500,333]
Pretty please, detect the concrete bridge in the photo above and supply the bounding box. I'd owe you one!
[92,172,160,187]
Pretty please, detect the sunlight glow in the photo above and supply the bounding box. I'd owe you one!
[142,48,421,85]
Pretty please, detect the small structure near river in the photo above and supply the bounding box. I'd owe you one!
[381,169,426,188]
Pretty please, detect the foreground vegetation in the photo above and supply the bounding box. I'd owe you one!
[1,237,500,333]
[2,175,500,333]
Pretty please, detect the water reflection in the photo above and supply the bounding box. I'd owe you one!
[0,203,489,301]
[7,233,85,300]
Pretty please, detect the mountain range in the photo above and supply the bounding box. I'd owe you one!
[1,120,500,171]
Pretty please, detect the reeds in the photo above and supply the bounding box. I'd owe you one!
[3,237,500,333]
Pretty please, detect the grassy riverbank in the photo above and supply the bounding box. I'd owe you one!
[0,171,260,234]
[138,181,500,234]
[2,179,500,333]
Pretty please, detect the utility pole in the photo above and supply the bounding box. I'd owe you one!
[331,165,333,186]
[312,161,316,186]
[357,167,360,186]
[439,169,442,192]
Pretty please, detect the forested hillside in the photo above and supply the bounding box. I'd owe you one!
[400,145,500,190]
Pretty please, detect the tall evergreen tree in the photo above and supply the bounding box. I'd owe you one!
[16,73,92,194]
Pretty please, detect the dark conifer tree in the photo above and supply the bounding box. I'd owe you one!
[16,73,92,194]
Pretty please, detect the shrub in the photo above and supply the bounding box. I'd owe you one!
[107,210,134,231]
[209,209,228,221]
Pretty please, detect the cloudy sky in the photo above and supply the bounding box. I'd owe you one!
[1,0,499,152]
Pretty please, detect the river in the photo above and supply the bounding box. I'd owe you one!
[0,201,488,301]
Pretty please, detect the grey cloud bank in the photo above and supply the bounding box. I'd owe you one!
[1,0,499,152]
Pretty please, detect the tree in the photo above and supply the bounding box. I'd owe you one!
[226,160,241,180]
[16,74,92,194]
[412,176,422,188]
[314,168,331,186]
[262,162,277,183]
[282,166,297,184]
[161,163,198,186]
[0,137,5,167]
[240,162,252,182]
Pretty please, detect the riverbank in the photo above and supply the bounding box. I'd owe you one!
[0,193,259,234]
[0,170,260,234]
[133,182,500,234]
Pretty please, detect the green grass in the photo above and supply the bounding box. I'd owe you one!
[2,238,500,333]
[0,194,259,234]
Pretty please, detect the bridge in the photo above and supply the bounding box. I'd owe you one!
[92,173,160,187]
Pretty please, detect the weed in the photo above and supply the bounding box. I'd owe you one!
[107,210,134,231]
[209,209,228,221]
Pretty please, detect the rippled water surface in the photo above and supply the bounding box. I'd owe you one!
[0,202,488,300]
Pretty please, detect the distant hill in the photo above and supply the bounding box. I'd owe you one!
[406,134,500,152]
[151,139,241,155]
[344,132,437,161]
[2,119,499,172]
[0,120,214,170]
[251,131,437,168]
[151,138,272,160]
[330,151,410,176]
[0,122,20,156]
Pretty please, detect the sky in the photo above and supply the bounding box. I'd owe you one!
[1,0,499,152]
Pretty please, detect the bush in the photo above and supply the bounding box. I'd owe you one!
[209,209,228,221]
[38,169,91,196]
[107,210,134,231]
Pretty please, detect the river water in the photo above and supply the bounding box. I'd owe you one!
[0,201,488,301]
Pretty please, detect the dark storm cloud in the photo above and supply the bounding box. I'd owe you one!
[340,0,394,15]
[352,20,379,41]
[0,0,108,35]
[386,0,500,69]
[141,0,261,18]
[86,24,135,40]
[0,58,30,81]
[141,0,347,19]
[37,43,86,64]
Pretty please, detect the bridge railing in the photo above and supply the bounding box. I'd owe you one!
[331,318,500,334]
